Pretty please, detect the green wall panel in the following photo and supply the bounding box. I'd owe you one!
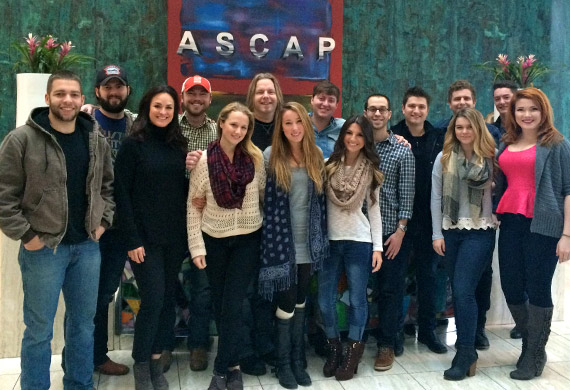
[1,1,569,140]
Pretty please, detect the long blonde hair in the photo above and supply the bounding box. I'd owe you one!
[441,108,495,171]
[217,102,263,168]
[269,102,325,193]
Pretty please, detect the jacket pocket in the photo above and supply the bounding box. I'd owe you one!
[25,189,65,234]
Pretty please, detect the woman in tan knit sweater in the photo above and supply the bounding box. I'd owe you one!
[187,102,265,390]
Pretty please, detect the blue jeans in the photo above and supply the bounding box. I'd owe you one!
[19,240,101,390]
[318,240,372,341]
[498,213,559,308]
[443,229,495,347]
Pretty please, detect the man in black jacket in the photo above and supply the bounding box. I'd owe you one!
[391,86,447,354]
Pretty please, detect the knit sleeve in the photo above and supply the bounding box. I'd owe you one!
[431,153,444,240]
[187,153,208,258]
[368,186,383,252]
[257,159,267,205]
[560,140,570,196]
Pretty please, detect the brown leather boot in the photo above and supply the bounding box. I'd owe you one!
[322,338,343,378]
[335,339,364,381]
[96,358,130,375]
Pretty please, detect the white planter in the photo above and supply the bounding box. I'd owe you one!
[16,73,51,127]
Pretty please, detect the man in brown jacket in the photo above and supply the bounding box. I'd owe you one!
[0,70,114,390]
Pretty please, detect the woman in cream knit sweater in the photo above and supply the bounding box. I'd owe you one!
[187,102,265,390]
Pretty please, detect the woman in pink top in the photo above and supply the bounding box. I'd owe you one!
[495,88,570,381]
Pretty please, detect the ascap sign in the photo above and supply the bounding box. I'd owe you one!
[167,0,343,95]
[177,31,336,60]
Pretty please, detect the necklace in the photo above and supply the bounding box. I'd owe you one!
[256,120,274,134]
[291,153,303,167]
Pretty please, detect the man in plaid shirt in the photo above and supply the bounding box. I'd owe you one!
[364,94,415,372]
[176,75,217,372]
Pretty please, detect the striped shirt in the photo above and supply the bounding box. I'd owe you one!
[375,132,416,235]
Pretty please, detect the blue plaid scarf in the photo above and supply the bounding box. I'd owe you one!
[258,173,329,300]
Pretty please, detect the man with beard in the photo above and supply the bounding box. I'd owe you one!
[0,71,114,389]
[165,75,217,373]
[89,64,133,375]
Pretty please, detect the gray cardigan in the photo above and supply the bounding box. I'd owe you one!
[495,139,570,238]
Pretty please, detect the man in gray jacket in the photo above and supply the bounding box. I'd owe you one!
[0,70,114,390]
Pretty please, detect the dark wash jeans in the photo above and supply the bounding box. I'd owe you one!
[203,229,261,373]
[498,213,559,308]
[409,225,438,334]
[376,233,412,347]
[130,241,186,362]
[93,229,128,366]
[443,228,495,347]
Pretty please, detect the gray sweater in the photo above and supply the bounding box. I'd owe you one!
[431,152,495,240]
[495,139,570,238]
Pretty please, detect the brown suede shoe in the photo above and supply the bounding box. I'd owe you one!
[96,358,130,375]
[190,348,208,371]
[374,347,394,371]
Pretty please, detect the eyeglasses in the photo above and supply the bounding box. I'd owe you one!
[366,107,390,114]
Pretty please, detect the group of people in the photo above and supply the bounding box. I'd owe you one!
[0,66,568,390]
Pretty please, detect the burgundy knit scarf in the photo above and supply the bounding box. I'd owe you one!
[207,140,255,209]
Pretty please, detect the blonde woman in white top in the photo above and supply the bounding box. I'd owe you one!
[187,102,265,390]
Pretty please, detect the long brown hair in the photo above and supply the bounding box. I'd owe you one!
[131,85,187,152]
[326,115,384,205]
[269,102,325,193]
[503,88,563,147]
[441,108,495,171]
[217,102,262,168]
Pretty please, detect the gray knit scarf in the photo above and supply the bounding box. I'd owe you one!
[442,144,492,224]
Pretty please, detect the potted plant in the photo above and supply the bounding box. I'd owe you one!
[476,53,551,88]
[12,33,93,126]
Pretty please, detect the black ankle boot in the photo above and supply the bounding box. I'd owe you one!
[276,318,297,389]
[474,328,490,350]
[290,309,311,386]
[418,330,448,354]
[323,338,343,377]
[444,346,478,381]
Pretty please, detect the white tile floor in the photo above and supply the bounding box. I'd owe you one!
[3,319,570,389]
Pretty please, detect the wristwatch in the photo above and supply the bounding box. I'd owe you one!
[398,224,407,233]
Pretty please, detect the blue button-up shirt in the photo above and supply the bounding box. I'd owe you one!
[310,113,345,159]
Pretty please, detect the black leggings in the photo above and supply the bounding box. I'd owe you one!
[276,264,312,314]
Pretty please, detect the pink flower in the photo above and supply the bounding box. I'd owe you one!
[59,41,73,59]
[497,54,510,66]
[522,54,537,69]
[25,33,40,56]
[45,35,58,49]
